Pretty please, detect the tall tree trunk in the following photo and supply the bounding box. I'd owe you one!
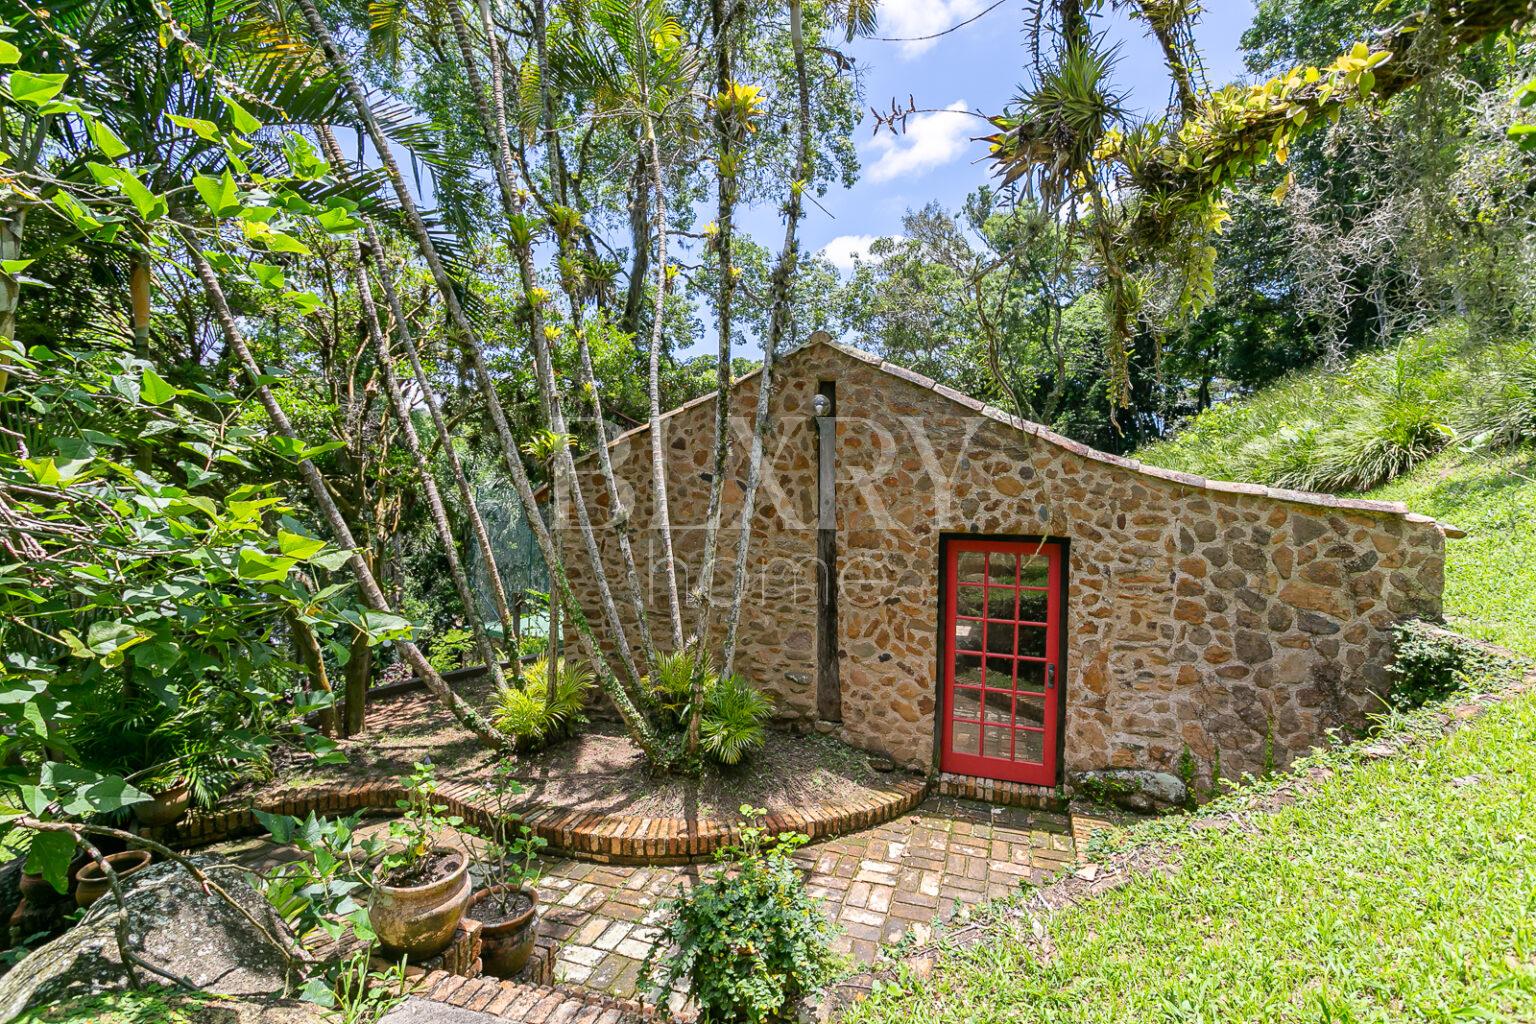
[342,623,372,737]
[448,0,650,694]
[293,0,663,762]
[640,112,685,652]
[621,147,651,339]
[186,244,506,749]
[340,217,509,695]
[315,122,519,669]
[722,0,813,675]
[0,211,26,394]
[686,0,739,751]
[287,602,336,737]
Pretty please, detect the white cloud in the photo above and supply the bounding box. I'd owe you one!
[877,0,986,58]
[864,100,973,184]
[820,234,903,271]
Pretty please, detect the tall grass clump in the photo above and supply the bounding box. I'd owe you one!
[1140,322,1534,492]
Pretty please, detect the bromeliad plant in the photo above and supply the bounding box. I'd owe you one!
[640,805,839,1024]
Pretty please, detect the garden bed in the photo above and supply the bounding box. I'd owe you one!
[255,674,929,862]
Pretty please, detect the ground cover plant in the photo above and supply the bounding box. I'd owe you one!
[844,662,1536,1024]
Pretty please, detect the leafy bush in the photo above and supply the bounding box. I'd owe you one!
[701,674,772,767]
[1386,621,1499,711]
[649,649,712,727]
[491,657,594,749]
[640,807,839,1023]
[255,809,383,944]
[427,626,478,674]
[516,632,549,661]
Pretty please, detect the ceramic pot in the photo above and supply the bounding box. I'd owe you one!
[465,884,538,978]
[131,781,191,828]
[74,849,153,908]
[368,848,471,962]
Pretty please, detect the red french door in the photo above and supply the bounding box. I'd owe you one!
[940,538,1064,785]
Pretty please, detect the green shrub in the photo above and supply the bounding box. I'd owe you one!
[649,648,711,727]
[491,657,593,749]
[1386,620,1497,711]
[640,807,839,1023]
[701,673,772,766]
[427,626,477,674]
[516,632,549,661]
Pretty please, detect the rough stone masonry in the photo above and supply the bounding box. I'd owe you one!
[554,337,1448,789]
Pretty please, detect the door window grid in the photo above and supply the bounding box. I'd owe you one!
[950,549,1051,765]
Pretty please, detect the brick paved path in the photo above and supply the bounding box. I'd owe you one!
[534,796,1074,1000]
[218,795,1076,1008]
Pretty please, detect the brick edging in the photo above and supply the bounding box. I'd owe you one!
[146,774,931,865]
[935,772,1070,810]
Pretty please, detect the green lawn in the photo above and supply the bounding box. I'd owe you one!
[846,673,1536,1024]
[1362,446,1536,657]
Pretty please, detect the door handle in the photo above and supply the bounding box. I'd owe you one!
[1046,664,1056,690]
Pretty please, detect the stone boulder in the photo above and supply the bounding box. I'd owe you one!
[1071,769,1189,814]
[0,855,300,1020]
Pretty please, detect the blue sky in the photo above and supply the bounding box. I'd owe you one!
[726,0,1258,338]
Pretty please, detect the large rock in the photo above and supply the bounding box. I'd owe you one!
[0,855,301,1020]
[1071,769,1189,814]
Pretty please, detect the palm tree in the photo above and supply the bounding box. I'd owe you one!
[290,0,665,761]
[187,245,506,748]
[721,0,814,676]
[314,122,522,664]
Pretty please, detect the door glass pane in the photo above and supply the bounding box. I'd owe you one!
[954,617,983,652]
[1017,588,1049,624]
[1015,692,1046,725]
[1014,729,1045,764]
[952,687,981,721]
[983,725,1015,759]
[957,551,986,585]
[1019,554,1049,589]
[1019,625,1048,658]
[982,689,1013,724]
[987,552,1018,583]
[986,588,1018,620]
[955,653,984,689]
[1014,660,1046,691]
[952,720,980,755]
[956,585,985,617]
[985,620,1016,656]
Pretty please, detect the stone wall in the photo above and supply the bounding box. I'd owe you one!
[556,340,1447,784]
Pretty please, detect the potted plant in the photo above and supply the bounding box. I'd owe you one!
[464,761,547,978]
[130,774,191,828]
[367,762,471,962]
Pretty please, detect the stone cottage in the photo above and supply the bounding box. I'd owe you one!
[554,335,1451,799]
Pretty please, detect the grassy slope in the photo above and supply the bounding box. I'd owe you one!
[847,676,1536,1024]
[1360,446,1536,657]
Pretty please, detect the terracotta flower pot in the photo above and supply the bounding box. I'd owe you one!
[131,781,191,828]
[368,848,471,962]
[466,884,538,979]
[74,849,153,908]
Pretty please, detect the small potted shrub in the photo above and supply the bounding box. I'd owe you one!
[130,774,191,828]
[368,762,472,961]
[641,805,839,1023]
[464,761,548,978]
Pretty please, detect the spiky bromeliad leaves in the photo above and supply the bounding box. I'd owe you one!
[983,0,1536,414]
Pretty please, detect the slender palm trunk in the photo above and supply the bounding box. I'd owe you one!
[450,0,649,693]
[640,114,685,652]
[316,123,520,662]
[722,0,813,675]
[293,0,662,760]
[0,211,25,394]
[187,245,505,749]
[686,0,738,750]
[340,223,509,695]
